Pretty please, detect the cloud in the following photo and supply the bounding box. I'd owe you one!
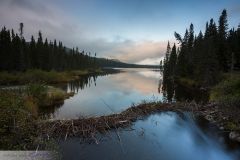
[110,70,160,95]
[113,40,167,63]
[136,57,164,65]
[60,36,168,64]
[0,0,83,45]
[0,0,168,64]
[94,40,168,64]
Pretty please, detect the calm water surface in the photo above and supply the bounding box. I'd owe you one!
[43,68,163,119]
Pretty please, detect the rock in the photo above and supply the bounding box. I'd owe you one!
[219,126,224,130]
[229,131,240,142]
[205,102,217,108]
[222,117,228,120]
[210,111,216,114]
[205,115,214,121]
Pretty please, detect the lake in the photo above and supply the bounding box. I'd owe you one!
[40,68,239,160]
[41,68,163,119]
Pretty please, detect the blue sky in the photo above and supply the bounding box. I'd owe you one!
[0,0,240,64]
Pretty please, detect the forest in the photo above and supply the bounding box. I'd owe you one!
[162,9,240,87]
[0,24,158,72]
[0,24,100,71]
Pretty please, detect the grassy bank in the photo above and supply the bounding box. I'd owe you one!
[0,84,73,150]
[0,90,38,149]
[208,72,240,133]
[26,84,74,107]
[0,68,104,85]
[210,72,240,108]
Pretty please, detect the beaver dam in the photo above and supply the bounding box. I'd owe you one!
[40,101,240,142]
[41,103,173,140]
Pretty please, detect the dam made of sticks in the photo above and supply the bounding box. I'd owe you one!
[40,102,202,143]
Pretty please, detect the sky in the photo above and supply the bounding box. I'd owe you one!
[0,0,240,65]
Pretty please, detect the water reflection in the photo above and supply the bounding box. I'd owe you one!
[161,76,209,103]
[67,75,97,93]
[59,112,239,160]
[54,70,120,93]
[41,68,162,119]
[41,68,210,119]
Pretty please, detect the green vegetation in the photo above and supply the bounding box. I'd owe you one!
[0,69,104,85]
[26,84,71,107]
[0,89,37,149]
[176,77,200,88]
[210,73,240,107]
[225,121,239,131]
[0,84,72,149]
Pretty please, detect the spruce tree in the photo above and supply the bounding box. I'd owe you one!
[218,9,229,71]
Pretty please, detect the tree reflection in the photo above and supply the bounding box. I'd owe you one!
[68,75,97,93]
[160,76,209,103]
[40,70,120,117]
[67,71,118,93]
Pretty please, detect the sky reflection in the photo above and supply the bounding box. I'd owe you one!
[48,68,162,119]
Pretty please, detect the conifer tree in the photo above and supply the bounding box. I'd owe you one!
[218,9,229,71]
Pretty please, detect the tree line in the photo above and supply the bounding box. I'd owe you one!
[0,23,98,71]
[162,9,240,87]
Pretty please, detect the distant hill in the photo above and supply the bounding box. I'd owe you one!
[63,47,159,69]
[95,57,159,69]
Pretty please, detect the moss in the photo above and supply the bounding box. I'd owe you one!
[225,121,240,131]
[210,73,240,107]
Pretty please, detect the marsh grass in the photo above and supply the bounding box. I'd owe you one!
[0,84,72,150]
[0,90,38,149]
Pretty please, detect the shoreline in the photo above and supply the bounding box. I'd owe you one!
[0,68,120,86]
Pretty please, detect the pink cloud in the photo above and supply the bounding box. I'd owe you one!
[103,40,169,64]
